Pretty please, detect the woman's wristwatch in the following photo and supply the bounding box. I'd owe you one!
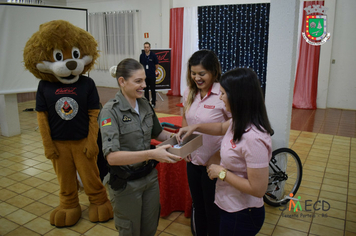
[218,169,227,181]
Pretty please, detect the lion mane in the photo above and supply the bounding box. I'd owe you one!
[23,20,99,82]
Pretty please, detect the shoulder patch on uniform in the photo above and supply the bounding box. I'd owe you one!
[122,115,132,122]
[101,117,112,127]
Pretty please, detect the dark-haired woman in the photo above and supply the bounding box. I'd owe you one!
[99,58,181,236]
[177,68,273,236]
[182,50,230,236]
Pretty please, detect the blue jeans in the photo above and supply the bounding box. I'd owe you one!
[219,206,265,236]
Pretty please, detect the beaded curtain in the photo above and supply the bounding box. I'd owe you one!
[198,4,270,94]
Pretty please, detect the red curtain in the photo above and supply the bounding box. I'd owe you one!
[292,1,324,109]
[167,8,184,96]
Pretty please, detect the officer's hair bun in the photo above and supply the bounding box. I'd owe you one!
[109,66,117,78]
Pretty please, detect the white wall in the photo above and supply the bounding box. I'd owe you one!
[326,0,356,110]
[45,0,66,6]
[67,0,170,49]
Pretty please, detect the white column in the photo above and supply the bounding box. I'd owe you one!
[265,0,299,149]
[0,94,21,137]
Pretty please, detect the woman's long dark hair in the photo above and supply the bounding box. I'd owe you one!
[220,68,273,141]
[185,50,221,112]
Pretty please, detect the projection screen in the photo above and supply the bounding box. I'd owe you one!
[0,3,87,95]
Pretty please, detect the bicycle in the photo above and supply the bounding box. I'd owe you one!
[264,148,303,206]
[161,122,303,207]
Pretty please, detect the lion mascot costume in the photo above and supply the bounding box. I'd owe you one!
[23,20,113,227]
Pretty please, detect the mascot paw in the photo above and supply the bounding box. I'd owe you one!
[44,146,59,159]
[83,146,99,159]
[88,200,113,223]
[50,205,82,227]
[45,151,59,159]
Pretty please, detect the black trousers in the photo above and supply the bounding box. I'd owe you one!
[144,76,156,105]
[187,162,220,236]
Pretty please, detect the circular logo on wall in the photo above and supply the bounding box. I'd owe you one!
[55,97,79,120]
[155,65,166,84]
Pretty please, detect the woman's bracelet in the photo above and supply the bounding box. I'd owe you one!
[170,133,175,138]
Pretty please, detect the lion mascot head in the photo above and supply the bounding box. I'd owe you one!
[23,20,99,84]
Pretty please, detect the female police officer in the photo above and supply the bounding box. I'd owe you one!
[99,58,181,236]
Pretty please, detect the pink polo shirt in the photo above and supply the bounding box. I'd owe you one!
[215,121,272,212]
[183,83,230,165]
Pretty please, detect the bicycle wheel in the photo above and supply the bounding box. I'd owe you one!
[264,148,302,206]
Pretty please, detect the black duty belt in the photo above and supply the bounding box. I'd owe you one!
[108,160,159,191]
[127,160,158,180]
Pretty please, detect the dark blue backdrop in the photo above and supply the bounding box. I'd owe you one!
[198,4,270,95]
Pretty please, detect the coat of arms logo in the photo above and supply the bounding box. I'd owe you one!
[302,5,331,45]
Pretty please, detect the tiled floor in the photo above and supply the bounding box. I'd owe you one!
[0,88,356,235]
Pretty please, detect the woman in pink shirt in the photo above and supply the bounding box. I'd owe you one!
[182,50,230,236]
[178,68,273,236]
